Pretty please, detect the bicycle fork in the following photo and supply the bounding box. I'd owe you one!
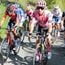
[7,32,13,48]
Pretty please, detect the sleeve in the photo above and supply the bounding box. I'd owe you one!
[3,11,8,18]
[48,13,53,22]
[45,10,53,22]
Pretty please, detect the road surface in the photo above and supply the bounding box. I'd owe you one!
[0,32,65,65]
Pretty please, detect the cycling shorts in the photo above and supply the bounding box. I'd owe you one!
[52,16,61,24]
[37,25,48,35]
[8,19,15,31]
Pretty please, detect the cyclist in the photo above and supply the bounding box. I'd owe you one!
[26,3,35,37]
[0,3,26,54]
[29,0,52,60]
[52,5,62,37]
[26,3,34,31]
[62,11,65,45]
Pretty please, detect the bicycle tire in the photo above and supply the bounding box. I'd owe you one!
[0,53,3,65]
[1,38,10,62]
[33,49,42,65]
[42,53,48,65]
[20,31,25,43]
[41,44,48,65]
[14,38,20,54]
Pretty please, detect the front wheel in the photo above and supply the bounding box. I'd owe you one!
[1,38,10,62]
[14,38,20,54]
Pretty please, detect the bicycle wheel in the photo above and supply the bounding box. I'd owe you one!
[1,38,10,62]
[42,50,48,65]
[14,38,20,54]
[19,28,25,43]
[33,49,41,65]
[0,53,3,65]
[33,51,36,65]
[20,31,25,43]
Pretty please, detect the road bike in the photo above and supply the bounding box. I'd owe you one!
[33,28,52,65]
[0,26,22,62]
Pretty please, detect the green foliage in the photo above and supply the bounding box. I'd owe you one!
[46,0,65,11]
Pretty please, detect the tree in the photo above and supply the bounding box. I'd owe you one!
[0,0,2,4]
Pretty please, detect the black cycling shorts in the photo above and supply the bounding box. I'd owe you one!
[37,25,48,35]
[8,19,15,30]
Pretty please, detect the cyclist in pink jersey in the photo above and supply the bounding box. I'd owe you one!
[29,0,52,37]
[29,0,52,54]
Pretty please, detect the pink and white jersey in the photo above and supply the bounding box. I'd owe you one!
[33,9,52,27]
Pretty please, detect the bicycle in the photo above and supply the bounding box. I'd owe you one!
[33,28,52,65]
[0,26,22,62]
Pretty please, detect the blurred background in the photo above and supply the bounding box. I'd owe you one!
[0,0,65,39]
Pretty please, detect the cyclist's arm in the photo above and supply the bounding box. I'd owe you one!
[14,10,20,26]
[0,13,7,27]
[15,16,19,27]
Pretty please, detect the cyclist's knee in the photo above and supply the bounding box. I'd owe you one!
[46,33,52,43]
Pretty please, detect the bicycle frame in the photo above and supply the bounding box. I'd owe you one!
[6,26,20,47]
[7,31,13,48]
[35,28,52,65]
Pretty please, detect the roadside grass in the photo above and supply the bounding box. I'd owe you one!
[0,4,7,39]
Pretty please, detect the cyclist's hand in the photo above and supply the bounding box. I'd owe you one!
[14,25,18,28]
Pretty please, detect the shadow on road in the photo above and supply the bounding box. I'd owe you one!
[5,54,33,65]
[48,46,65,65]
[6,54,23,65]
[0,54,3,65]
[21,42,35,53]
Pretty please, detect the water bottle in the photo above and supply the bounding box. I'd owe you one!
[36,54,39,61]
[48,52,52,60]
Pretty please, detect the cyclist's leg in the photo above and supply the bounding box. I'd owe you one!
[52,16,56,35]
[56,17,61,37]
[44,28,52,60]
[47,22,52,44]
[12,18,24,39]
[48,22,52,34]
[8,19,18,39]
[7,19,15,48]
[60,20,64,30]
[36,25,42,49]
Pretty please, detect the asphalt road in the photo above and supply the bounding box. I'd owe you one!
[0,32,65,65]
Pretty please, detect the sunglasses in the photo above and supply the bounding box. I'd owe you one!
[37,7,44,10]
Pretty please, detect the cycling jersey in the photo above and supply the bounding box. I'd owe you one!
[4,7,26,22]
[16,8,26,20]
[4,11,17,21]
[4,6,26,29]
[33,9,52,28]
[52,8,62,23]
[16,8,27,26]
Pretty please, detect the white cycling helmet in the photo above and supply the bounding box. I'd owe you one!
[36,0,46,8]
[53,5,60,10]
